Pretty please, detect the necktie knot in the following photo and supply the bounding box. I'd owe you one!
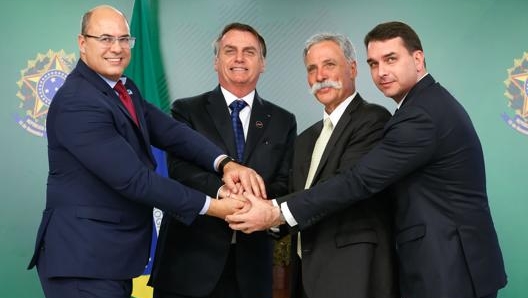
[322,117,333,131]
[229,100,247,113]
[114,80,127,95]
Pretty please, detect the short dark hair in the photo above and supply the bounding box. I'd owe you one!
[213,22,267,58]
[364,21,423,55]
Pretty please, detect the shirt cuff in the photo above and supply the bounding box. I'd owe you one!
[280,201,298,227]
[200,196,212,215]
[269,200,281,232]
[214,154,228,172]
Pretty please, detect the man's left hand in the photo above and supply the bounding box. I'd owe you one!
[222,162,267,199]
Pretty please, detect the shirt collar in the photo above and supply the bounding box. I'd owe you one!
[99,75,127,89]
[323,91,357,127]
[220,86,255,108]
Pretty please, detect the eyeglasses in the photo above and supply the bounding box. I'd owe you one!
[83,34,136,49]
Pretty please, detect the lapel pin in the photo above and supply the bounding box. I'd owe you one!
[255,121,263,128]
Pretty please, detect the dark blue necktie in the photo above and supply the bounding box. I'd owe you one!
[229,100,248,162]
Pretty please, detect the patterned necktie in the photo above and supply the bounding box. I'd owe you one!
[298,117,334,258]
[114,80,139,126]
[229,100,248,162]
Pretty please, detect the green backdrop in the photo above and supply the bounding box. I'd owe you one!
[1,0,525,297]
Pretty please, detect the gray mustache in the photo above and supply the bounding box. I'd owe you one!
[311,80,342,94]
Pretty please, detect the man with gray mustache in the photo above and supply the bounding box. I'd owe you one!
[287,33,399,298]
[310,80,342,94]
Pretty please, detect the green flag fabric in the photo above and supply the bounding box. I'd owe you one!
[126,1,169,297]
[126,0,170,112]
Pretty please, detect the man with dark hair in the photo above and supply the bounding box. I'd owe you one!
[149,22,296,298]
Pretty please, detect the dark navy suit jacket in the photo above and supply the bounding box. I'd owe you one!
[148,86,297,298]
[279,75,507,298]
[28,59,223,279]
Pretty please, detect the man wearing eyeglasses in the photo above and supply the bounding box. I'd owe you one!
[27,5,266,298]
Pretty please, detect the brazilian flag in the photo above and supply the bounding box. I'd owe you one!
[125,0,170,297]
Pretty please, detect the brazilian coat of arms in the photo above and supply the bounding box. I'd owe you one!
[503,52,528,136]
[15,49,76,137]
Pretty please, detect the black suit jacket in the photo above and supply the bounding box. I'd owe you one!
[28,59,223,279]
[149,86,297,298]
[280,75,507,298]
[290,94,399,298]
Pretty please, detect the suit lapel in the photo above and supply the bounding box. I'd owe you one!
[399,74,435,110]
[119,80,156,165]
[205,87,238,157]
[76,59,155,165]
[309,95,363,186]
[125,83,152,147]
[78,60,135,126]
[244,93,271,163]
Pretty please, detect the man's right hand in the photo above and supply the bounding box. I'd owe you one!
[206,191,248,219]
[225,192,284,233]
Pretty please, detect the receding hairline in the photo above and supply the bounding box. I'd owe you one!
[81,5,128,35]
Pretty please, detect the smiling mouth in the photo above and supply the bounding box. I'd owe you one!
[106,58,122,63]
[230,67,247,71]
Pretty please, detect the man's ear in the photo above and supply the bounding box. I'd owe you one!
[260,60,266,73]
[413,50,425,72]
[78,34,86,53]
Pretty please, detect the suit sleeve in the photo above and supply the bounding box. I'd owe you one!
[167,99,224,197]
[282,106,437,230]
[51,91,212,224]
[144,99,223,172]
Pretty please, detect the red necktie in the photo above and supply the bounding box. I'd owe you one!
[114,80,139,126]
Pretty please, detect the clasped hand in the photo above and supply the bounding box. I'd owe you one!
[223,191,283,234]
[209,161,282,233]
